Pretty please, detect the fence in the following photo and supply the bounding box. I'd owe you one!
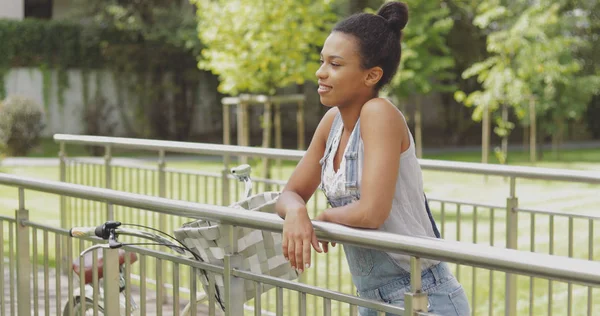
[2,173,600,316]
[49,134,600,315]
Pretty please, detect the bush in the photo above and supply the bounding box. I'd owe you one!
[0,96,45,156]
[0,100,5,160]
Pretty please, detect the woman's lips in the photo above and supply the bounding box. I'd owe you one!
[318,84,332,94]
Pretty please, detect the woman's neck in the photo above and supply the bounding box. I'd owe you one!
[337,92,377,132]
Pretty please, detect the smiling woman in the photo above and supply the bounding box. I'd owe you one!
[275,2,471,316]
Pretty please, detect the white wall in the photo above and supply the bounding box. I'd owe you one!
[3,68,223,138]
[4,68,126,136]
[0,0,24,19]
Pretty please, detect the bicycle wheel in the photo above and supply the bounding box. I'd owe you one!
[62,297,104,316]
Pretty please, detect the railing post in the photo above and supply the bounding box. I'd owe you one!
[223,101,231,206]
[158,149,167,230]
[157,150,168,304]
[103,248,121,316]
[59,141,67,228]
[222,168,230,206]
[224,224,244,316]
[505,177,518,316]
[104,145,113,220]
[404,257,428,315]
[16,187,31,316]
[59,141,70,274]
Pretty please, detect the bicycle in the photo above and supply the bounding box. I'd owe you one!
[63,164,297,315]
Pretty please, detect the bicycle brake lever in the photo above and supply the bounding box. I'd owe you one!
[79,244,110,257]
[108,230,122,249]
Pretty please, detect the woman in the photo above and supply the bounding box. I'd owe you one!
[274,2,470,315]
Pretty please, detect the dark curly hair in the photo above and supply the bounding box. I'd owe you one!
[332,2,409,90]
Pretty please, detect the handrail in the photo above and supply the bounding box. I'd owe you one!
[2,172,600,288]
[54,134,600,184]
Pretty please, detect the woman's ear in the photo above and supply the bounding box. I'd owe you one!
[365,67,383,88]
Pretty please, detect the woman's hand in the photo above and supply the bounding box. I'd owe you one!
[282,207,322,272]
[315,211,336,253]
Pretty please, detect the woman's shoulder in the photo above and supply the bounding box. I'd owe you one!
[360,98,404,124]
[313,107,340,142]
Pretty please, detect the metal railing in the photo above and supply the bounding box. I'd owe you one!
[51,134,600,315]
[2,173,600,316]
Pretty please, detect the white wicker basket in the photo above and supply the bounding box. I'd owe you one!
[173,192,299,310]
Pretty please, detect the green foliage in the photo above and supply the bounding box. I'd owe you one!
[192,0,337,95]
[0,96,45,156]
[0,1,205,140]
[0,18,112,107]
[456,1,600,138]
[386,0,456,98]
[69,0,204,140]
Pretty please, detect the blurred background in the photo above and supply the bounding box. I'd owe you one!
[0,0,598,163]
[1,2,600,315]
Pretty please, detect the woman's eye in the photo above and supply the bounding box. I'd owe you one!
[331,63,340,67]
[319,60,324,64]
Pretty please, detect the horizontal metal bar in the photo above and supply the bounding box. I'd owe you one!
[221,94,304,105]
[121,245,224,274]
[21,219,225,274]
[163,168,220,178]
[54,134,306,160]
[515,207,600,221]
[54,134,600,183]
[21,220,69,235]
[426,197,504,210]
[3,173,600,288]
[233,270,404,314]
[0,216,16,223]
[67,158,158,171]
[250,177,288,186]
[419,159,600,184]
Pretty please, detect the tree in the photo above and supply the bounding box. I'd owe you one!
[385,0,455,158]
[191,0,337,96]
[69,0,204,140]
[455,0,600,162]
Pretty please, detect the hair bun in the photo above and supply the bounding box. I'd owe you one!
[377,2,409,33]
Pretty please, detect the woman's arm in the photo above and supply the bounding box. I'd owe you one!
[276,107,338,271]
[318,98,406,229]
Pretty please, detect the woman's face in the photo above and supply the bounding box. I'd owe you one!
[316,32,372,108]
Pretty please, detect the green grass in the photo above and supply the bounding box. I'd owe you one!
[2,147,600,315]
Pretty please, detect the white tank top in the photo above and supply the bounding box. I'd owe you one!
[321,122,439,271]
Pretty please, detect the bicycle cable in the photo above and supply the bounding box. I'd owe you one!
[118,223,203,261]
[116,223,225,310]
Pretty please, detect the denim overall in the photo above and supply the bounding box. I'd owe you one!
[319,113,470,316]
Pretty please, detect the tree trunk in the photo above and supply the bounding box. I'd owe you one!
[552,116,563,159]
[529,98,537,163]
[415,98,423,159]
[501,104,508,164]
[482,104,490,164]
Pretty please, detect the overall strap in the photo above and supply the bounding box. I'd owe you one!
[344,119,361,192]
[424,194,441,238]
[319,112,343,191]
[321,112,343,165]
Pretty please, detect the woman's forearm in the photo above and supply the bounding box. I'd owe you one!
[321,201,383,229]
[276,190,308,218]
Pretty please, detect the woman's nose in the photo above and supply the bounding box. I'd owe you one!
[315,64,327,79]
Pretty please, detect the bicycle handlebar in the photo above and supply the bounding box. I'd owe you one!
[69,220,121,239]
[69,226,101,238]
[69,221,185,254]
